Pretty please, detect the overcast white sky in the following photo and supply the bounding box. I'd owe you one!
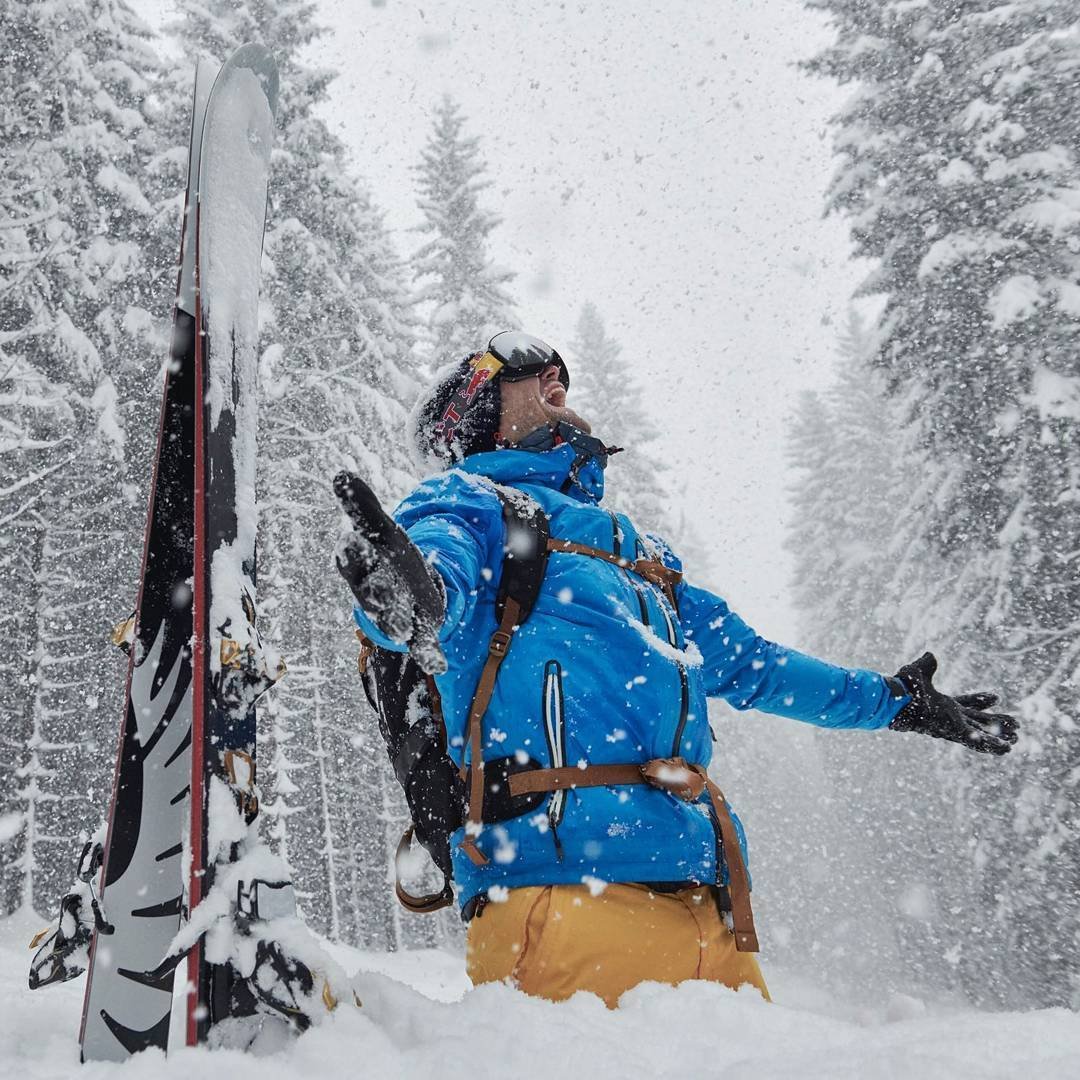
[138,0,862,642]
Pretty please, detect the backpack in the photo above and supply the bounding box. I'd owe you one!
[356,487,551,913]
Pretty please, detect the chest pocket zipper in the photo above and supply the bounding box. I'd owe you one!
[636,538,692,756]
[656,592,679,647]
[616,514,650,626]
[542,659,568,832]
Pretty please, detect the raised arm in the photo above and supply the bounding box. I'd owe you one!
[334,470,502,672]
[678,582,1018,753]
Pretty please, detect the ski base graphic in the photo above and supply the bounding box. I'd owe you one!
[77,58,214,1064]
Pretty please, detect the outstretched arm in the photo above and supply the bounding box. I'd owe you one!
[679,582,902,730]
[679,583,1017,753]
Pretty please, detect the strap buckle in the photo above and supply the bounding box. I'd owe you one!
[459,836,490,866]
[640,757,707,802]
[488,630,512,657]
[632,558,682,589]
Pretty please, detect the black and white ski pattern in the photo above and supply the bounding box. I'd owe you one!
[79,59,218,1064]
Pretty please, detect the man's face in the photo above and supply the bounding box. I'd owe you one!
[498,363,592,443]
[537,364,591,432]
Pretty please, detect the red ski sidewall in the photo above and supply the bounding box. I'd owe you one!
[188,198,208,1049]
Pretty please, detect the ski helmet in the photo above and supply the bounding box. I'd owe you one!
[412,331,570,466]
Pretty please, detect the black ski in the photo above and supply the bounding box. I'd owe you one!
[76,58,218,1065]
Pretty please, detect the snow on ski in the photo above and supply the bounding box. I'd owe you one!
[77,58,218,1064]
[187,43,282,1047]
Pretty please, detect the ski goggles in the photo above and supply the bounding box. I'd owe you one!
[433,333,569,446]
[485,331,570,387]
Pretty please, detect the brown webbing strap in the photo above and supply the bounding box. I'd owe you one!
[507,757,760,953]
[546,538,682,607]
[394,826,455,913]
[458,596,522,867]
[508,763,647,794]
[688,764,759,953]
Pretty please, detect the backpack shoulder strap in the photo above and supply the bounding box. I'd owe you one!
[459,486,551,867]
[494,487,550,625]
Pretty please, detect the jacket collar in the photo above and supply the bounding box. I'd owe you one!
[456,443,606,504]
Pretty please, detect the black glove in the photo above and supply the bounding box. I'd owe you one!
[887,652,1018,755]
[333,471,447,675]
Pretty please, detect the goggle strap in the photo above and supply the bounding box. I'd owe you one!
[433,352,504,446]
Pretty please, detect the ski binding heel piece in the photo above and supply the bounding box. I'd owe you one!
[29,835,112,990]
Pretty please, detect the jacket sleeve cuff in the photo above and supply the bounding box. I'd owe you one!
[351,604,406,652]
[350,563,456,652]
[883,676,912,728]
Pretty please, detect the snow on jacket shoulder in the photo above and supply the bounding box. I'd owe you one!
[353,443,905,908]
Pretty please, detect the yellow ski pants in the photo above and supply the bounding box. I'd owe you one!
[465,882,770,1008]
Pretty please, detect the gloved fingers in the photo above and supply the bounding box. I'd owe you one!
[409,616,448,677]
[962,726,1014,755]
[968,709,1019,743]
[335,529,376,572]
[956,712,1016,754]
[953,691,998,711]
[334,533,380,603]
[333,470,388,537]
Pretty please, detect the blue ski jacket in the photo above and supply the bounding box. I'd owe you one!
[353,444,906,910]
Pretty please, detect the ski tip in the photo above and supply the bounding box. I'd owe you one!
[227,43,280,120]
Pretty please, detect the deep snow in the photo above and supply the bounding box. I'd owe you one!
[4,909,1079,1080]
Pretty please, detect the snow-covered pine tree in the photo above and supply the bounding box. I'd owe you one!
[569,303,664,522]
[784,311,959,996]
[805,0,1080,1007]
[413,96,516,366]
[0,2,64,915]
[0,0,168,915]
[167,0,426,949]
[788,311,904,667]
[566,303,711,577]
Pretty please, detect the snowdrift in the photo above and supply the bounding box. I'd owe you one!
[3,912,1078,1080]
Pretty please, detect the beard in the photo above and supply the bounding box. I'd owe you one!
[539,383,592,433]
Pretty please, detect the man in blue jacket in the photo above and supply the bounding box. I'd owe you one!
[335,331,1017,1006]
